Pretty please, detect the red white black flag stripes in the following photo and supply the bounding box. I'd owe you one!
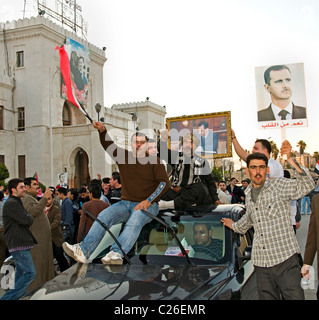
[55,45,93,123]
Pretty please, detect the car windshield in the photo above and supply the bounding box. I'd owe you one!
[131,212,231,265]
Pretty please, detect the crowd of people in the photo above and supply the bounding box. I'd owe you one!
[0,119,319,301]
[0,171,123,300]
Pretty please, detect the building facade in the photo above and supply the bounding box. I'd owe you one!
[0,16,166,188]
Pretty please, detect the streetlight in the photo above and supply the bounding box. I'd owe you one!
[49,67,60,186]
[95,103,102,121]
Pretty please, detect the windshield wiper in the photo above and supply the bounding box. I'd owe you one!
[83,209,131,264]
[141,209,192,265]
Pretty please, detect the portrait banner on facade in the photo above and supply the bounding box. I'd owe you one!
[63,37,90,105]
[56,38,93,122]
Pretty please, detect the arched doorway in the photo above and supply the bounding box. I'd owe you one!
[73,148,90,189]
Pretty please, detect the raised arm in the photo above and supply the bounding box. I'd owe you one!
[231,129,248,162]
[93,121,126,162]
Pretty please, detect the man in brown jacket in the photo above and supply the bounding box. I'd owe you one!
[45,191,69,272]
[63,121,169,265]
[77,183,109,242]
[302,193,319,299]
[22,177,55,291]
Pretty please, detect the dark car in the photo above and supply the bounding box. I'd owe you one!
[22,204,257,300]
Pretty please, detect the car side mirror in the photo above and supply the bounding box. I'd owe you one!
[242,246,252,260]
[238,246,252,269]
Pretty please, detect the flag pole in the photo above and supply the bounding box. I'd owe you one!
[79,103,93,123]
[281,126,287,160]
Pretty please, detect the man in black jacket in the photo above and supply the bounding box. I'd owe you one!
[158,131,220,210]
[227,177,245,204]
[0,179,37,300]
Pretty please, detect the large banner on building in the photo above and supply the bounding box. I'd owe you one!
[61,37,90,105]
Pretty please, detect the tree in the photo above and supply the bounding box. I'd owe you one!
[0,162,9,185]
[269,140,279,160]
[212,166,223,182]
[297,140,307,155]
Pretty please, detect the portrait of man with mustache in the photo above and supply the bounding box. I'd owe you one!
[257,65,307,122]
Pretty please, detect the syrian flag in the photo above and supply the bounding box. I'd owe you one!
[55,45,92,123]
[315,160,319,175]
[33,172,39,184]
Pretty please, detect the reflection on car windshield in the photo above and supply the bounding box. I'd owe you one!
[137,215,226,263]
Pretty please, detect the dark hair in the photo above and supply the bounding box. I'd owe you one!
[130,132,148,142]
[68,188,78,200]
[246,153,268,167]
[89,184,102,199]
[0,191,4,201]
[197,120,209,129]
[193,222,211,232]
[111,171,121,184]
[57,187,68,196]
[147,138,156,144]
[255,139,272,155]
[284,170,291,179]
[264,65,291,86]
[102,177,110,184]
[79,186,87,194]
[89,179,101,187]
[219,180,226,185]
[24,177,37,187]
[211,175,220,184]
[8,178,24,195]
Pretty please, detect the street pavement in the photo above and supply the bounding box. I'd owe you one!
[296,213,318,300]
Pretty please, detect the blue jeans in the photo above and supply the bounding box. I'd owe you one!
[80,200,159,258]
[301,196,311,214]
[0,249,36,300]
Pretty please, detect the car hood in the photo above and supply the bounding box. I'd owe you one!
[24,263,228,300]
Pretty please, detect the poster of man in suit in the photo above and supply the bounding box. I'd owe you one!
[61,37,90,106]
[255,63,308,129]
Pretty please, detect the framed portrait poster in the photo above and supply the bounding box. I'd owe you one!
[166,111,232,159]
[255,62,308,130]
[57,172,68,188]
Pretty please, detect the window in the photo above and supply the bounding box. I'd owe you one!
[16,51,24,68]
[62,102,71,126]
[0,106,3,130]
[18,155,26,179]
[18,107,25,131]
[0,155,4,164]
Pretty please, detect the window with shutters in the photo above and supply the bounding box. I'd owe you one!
[18,107,25,131]
[0,106,3,130]
[16,51,24,68]
[18,155,26,179]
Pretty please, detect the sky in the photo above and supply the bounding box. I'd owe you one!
[1,0,319,161]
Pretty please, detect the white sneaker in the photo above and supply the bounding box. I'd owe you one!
[62,242,87,264]
[101,251,123,265]
[158,200,175,210]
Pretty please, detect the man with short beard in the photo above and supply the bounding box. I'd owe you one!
[158,131,219,210]
[62,121,169,265]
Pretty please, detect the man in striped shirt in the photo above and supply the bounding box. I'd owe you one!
[222,140,315,300]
